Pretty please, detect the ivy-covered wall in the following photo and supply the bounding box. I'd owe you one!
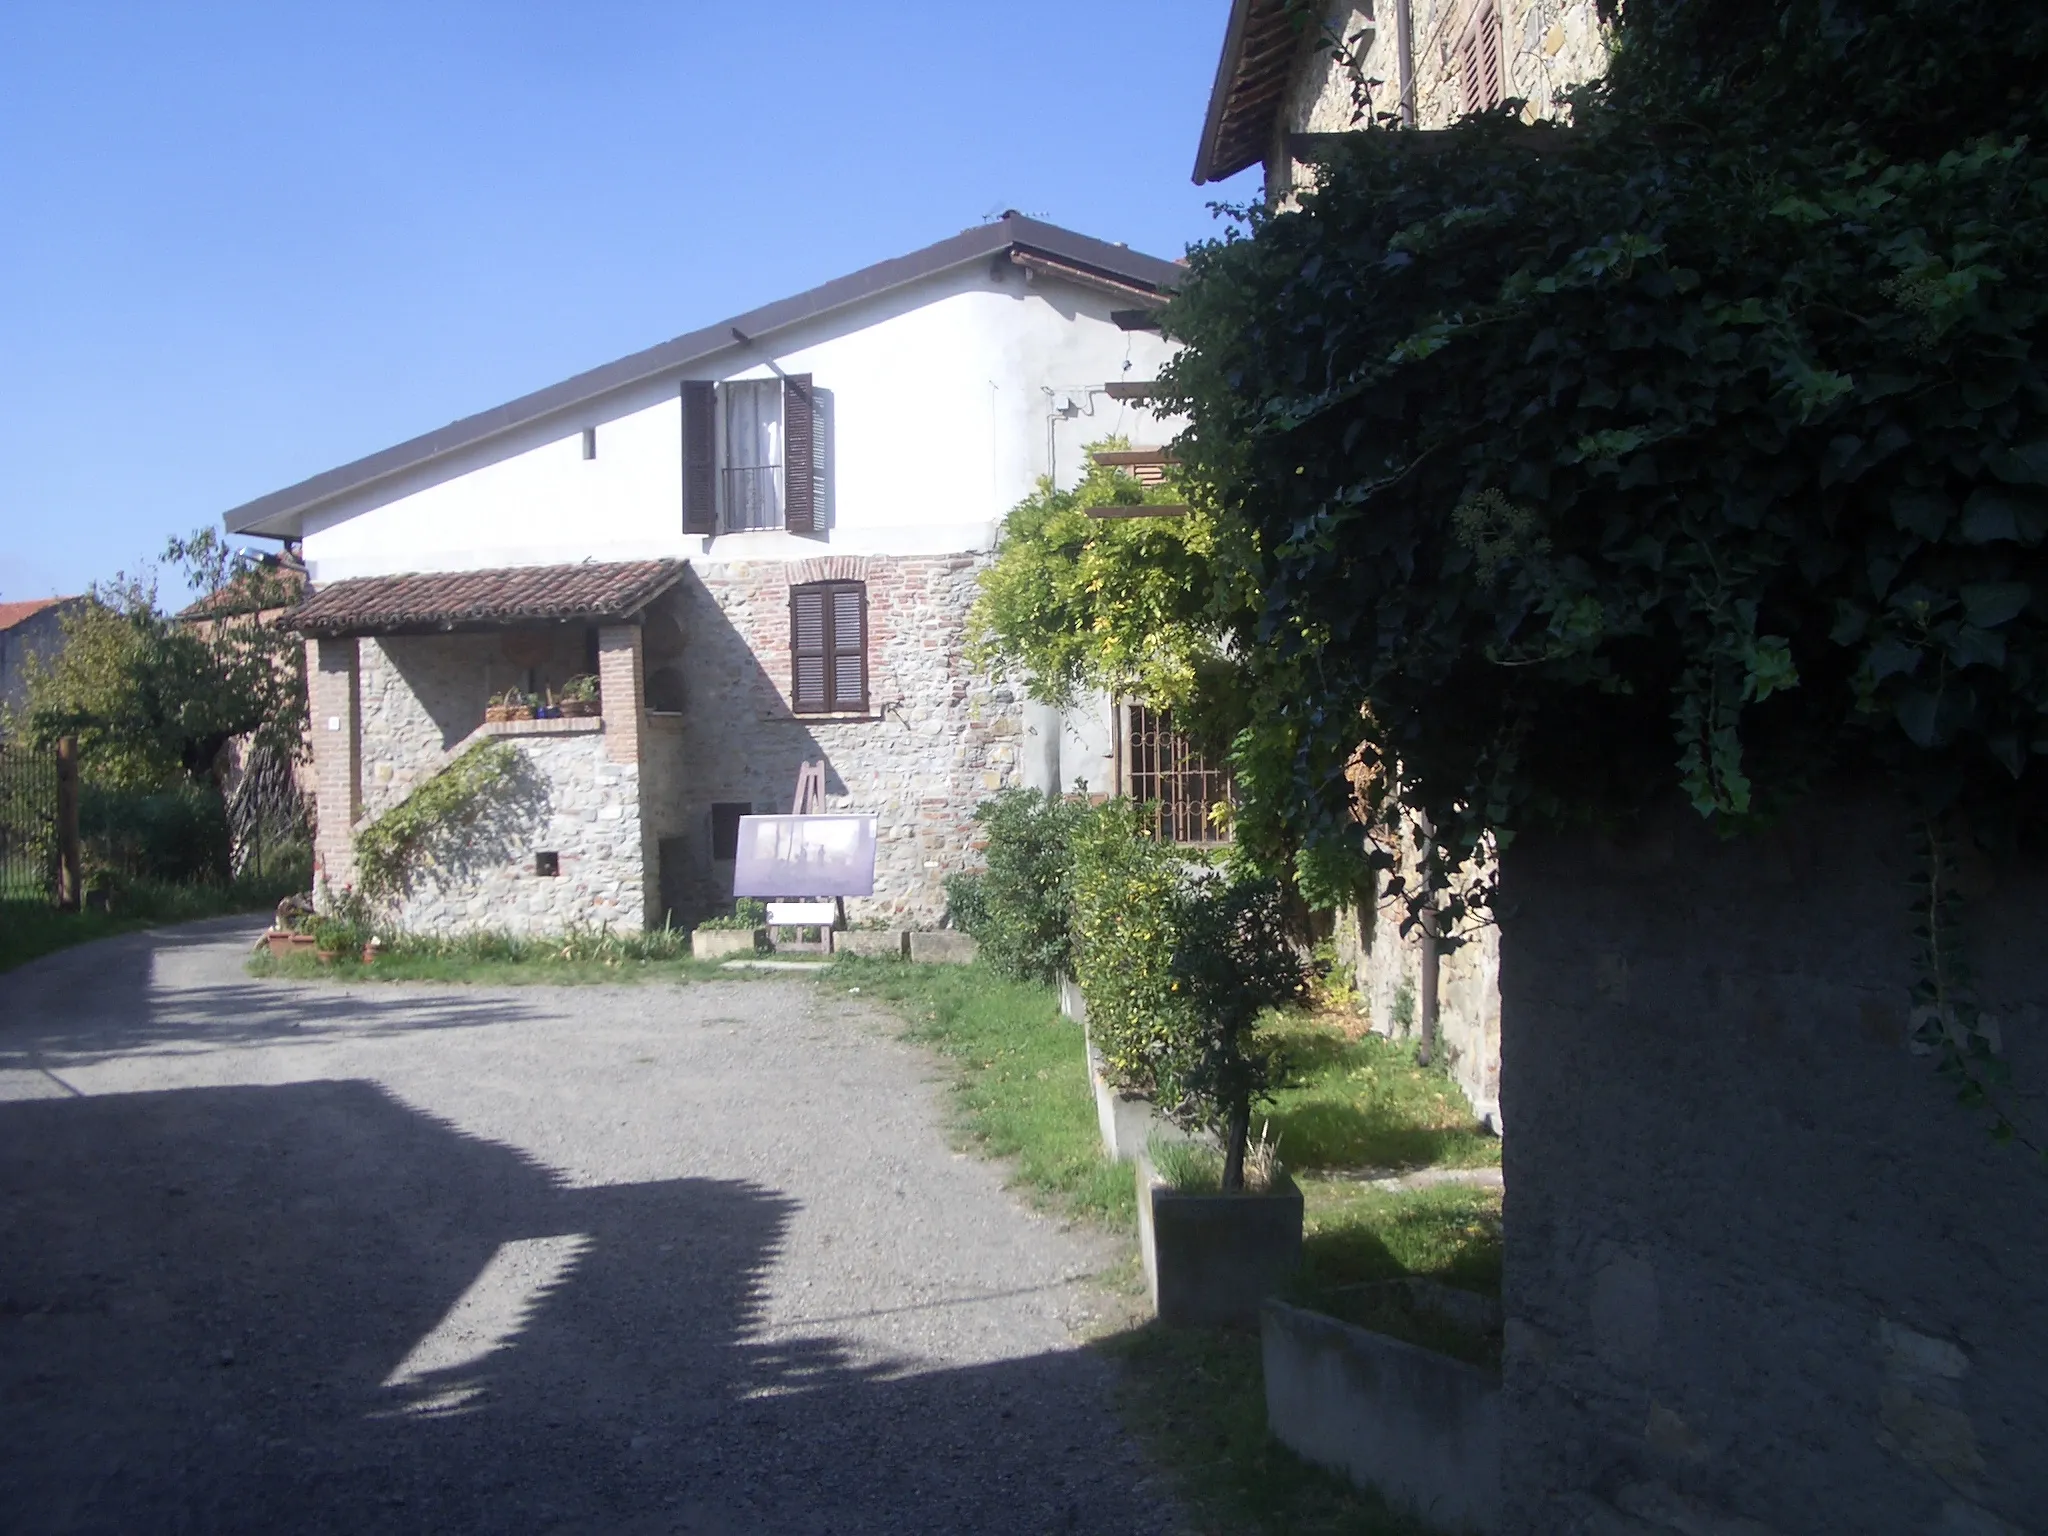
[1497,796,2044,1533]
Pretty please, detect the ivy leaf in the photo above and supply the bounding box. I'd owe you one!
[1959,582,2031,628]
[1890,489,1952,538]
[1865,638,1923,681]
[1945,624,2006,669]
[1990,441,2048,486]
[1895,689,1942,746]
[1960,489,2047,544]
[1743,636,1799,700]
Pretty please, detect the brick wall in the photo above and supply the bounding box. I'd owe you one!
[307,637,360,893]
[1497,796,2046,1534]
[642,556,1023,927]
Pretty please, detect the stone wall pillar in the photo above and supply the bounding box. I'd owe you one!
[307,636,361,897]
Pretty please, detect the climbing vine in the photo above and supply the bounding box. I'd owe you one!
[353,741,521,899]
[1154,0,2048,1141]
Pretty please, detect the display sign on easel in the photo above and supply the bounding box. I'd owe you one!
[732,813,877,898]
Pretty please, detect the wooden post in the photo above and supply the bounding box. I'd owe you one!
[55,736,81,912]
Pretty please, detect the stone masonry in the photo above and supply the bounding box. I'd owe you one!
[644,555,1022,928]
[1496,795,2045,1534]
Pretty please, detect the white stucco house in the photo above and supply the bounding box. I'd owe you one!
[224,214,1188,933]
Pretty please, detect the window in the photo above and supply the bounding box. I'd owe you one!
[1125,705,1234,844]
[1458,0,1504,113]
[710,802,750,862]
[683,376,827,536]
[789,580,867,713]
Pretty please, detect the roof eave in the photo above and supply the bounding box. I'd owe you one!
[1195,0,1260,185]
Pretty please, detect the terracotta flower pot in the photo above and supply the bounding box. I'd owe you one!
[264,931,296,957]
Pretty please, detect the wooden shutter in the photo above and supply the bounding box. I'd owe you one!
[830,582,866,711]
[789,580,866,713]
[683,380,717,534]
[791,584,828,711]
[783,374,818,535]
[1462,1,1502,112]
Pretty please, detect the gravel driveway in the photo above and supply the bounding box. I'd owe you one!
[0,918,1178,1534]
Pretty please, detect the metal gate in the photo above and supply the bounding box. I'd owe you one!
[0,740,58,902]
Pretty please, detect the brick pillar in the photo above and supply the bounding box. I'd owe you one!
[597,625,643,766]
[308,636,361,896]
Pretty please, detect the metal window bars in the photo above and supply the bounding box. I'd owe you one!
[1126,705,1234,844]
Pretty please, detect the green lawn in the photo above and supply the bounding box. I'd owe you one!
[1,866,309,975]
[843,956,1501,1536]
[244,926,778,987]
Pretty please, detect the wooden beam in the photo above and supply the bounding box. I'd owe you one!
[1085,504,1189,520]
[1090,448,1181,468]
[1111,309,1163,333]
[1103,381,1157,401]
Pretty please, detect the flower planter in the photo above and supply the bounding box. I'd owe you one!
[503,706,535,722]
[263,930,297,957]
[907,931,978,964]
[559,699,598,718]
[484,705,512,724]
[1137,1160,1303,1327]
[1261,1298,1501,1534]
[315,949,339,964]
[691,926,766,960]
[1083,1021,1206,1163]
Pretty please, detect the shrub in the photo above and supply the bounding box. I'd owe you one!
[956,788,1089,983]
[1071,800,1196,1097]
[695,899,766,932]
[80,780,231,886]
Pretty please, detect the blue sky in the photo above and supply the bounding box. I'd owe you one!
[0,2,1259,608]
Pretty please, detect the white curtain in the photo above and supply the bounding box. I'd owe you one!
[722,380,783,529]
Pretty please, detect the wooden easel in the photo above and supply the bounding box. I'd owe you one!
[768,760,837,951]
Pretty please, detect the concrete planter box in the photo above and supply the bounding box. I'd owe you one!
[690,927,765,960]
[1262,1299,1501,1534]
[838,929,908,959]
[1058,973,1088,1024]
[908,931,978,964]
[1083,1019,1204,1163]
[1138,1163,1302,1327]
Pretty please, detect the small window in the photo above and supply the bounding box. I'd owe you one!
[1459,0,1504,113]
[1126,705,1234,844]
[710,802,750,861]
[790,580,867,713]
[534,851,560,877]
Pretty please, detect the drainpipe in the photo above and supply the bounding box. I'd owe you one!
[1394,0,1418,127]
[1416,906,1440,1067]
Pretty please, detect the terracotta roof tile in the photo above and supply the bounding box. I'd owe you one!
[288,560,687,636]
[0,597,82,632]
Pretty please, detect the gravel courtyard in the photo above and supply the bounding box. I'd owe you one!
[0,917,1178,1534]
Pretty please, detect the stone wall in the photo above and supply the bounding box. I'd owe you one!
[1271,0,1609,195]
[376,726,645,937]
[1497,797,2046,1534]
[642,555,1023,928]
[1339,859,1503,1132]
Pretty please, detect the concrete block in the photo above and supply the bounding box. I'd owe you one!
[908,931,979,965]
[839,929,908,959]
[1138,1165,1302,1327]
[1058,973,1088,1024]
[1087,1043,1200,1162]
[690,927,764,960]
[1262,1300,1501,1534]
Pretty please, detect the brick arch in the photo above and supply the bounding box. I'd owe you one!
[786,556,870,587]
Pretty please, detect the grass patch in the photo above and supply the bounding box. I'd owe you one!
[1104,1324,1436,1535]
[1,867,309,975]
[834,956,1134,1229]
[1263,1012,1500,1173]
[243,925,773,987]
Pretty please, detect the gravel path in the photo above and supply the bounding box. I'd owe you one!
[0,918,1179,1534]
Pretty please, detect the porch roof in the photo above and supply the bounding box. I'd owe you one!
[287,559,686,637]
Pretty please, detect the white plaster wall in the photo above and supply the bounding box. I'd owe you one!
[301,259,1183,582]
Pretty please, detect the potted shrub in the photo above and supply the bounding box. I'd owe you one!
[487,688,535,723]
[1135,869,1310,1326]
[559,673,600,718]
[690,899,768,960]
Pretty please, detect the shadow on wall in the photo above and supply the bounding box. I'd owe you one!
[640,574,842,929]
[0,1076,1165,1532]
[390,746,551,899]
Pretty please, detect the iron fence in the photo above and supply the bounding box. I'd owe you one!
[0,740,58,902]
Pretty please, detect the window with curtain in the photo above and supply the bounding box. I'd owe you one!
[722,379,783,531]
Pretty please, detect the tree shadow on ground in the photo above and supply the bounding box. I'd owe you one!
[0,1077,1170,1535]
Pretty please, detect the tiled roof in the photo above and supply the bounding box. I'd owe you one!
[176,562,307,622]
[0,597,81,632]
[287,560,687,636]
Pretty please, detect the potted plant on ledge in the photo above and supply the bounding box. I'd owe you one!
[1137,870,1309,1327]
[690,899,768,960]
[558,673,600,718]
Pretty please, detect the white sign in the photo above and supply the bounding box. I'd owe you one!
[733,815,877,898]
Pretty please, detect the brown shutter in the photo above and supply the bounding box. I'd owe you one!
[783,374,817,535]
[791,584,828,711]
[1481,1,1502,107]
[829,582,867,711]
[683,380,717,534]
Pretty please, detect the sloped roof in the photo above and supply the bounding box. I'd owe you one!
[175,561,307,622]
[1194,0,1316,184]
[225,214,1182,541]
[287,560,686,637]
[0,597,82,632]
